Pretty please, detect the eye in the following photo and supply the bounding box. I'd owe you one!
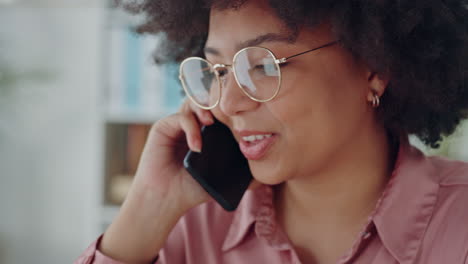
[254,64,265,70]
[250,63,278,77]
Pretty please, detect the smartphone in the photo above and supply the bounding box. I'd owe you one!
[183,119,253,211]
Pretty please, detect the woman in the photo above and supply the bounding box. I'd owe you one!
[77,0,468,263]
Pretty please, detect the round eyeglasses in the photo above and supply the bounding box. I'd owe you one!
[178,40,338,110]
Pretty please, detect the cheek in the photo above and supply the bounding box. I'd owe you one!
[266,53,369,158]
[267,64,338,134]
[278,52,368,126]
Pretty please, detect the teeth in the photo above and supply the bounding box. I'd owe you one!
[242,134,273,142]
[247,135,256,141]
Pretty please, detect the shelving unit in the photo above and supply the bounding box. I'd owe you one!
[94,1,185,234]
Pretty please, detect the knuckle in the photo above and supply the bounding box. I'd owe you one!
[149,119,165,137]
[178,113,196,130]
[150,113,178,134]
[179,111,195,124]
[179,98,193,112]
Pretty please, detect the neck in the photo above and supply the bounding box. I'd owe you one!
[275,126,398,231]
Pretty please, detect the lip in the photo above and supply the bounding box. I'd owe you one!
[235,130,277,160]
[235,130,274,137]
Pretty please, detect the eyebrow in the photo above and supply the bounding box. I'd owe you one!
[204,32,293,57]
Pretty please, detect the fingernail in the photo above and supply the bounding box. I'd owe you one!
[193,146,202,153]
[193,140,202,153]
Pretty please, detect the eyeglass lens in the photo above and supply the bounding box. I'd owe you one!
[180,47,280,108]
[180,59,220,108]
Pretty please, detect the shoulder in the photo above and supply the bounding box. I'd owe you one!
[424,155,468,216]
[392,150,468,262]
[424,156,468,241]
[425,154,468,186]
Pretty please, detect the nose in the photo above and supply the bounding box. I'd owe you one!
[217,68,260,116]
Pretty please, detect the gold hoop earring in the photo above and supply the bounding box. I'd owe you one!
[372,92,380,108]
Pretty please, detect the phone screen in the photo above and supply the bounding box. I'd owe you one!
[183,119,253,211]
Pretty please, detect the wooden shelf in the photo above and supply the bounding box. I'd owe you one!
[105,110,169,125]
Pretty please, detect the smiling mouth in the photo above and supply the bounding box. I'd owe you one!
[239,133,277,160]
[242,133,273,143]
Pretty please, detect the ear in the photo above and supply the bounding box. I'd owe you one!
[366,71,389,102]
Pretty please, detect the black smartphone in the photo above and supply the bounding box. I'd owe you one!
[183,119,253,211]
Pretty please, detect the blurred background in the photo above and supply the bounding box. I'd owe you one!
[0,1,184,263]
[0,1,467,263]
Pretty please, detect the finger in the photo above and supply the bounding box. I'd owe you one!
[178,98,191,112]
[180,99,214,126]
[179,112,203,153]
[197,108,214,126]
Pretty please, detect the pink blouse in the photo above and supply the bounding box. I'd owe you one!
[76,135,468,264]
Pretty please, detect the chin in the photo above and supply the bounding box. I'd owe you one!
[249,162,289,185]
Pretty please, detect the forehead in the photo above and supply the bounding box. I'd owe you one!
[205,0,290,52]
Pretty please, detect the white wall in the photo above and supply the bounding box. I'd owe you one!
[0,6,105,263]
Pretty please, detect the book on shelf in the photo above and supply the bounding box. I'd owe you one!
[126,124,150,174]
[109,174,133,204]
[107,25,184,119]
[107,124,151,204]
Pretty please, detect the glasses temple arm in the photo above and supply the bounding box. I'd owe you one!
[276,40,339,64]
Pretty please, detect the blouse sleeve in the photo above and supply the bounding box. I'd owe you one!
[73,234,161,264]
[73,215,189,264]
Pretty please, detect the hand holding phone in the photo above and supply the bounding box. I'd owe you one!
[183,119,253,211]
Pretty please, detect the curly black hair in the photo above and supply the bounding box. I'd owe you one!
[118,0,468,148]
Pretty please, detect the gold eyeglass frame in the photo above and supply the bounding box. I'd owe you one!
[178,40,339,110]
